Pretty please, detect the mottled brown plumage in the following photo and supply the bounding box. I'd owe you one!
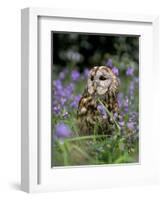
[77,66,120,135]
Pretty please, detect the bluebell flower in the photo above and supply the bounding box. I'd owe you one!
[70,101,77,108]
[113,113,118,120]
[97,104,107,119]
[124,97,129,112]
[56,88,66,98]
[75,95,81,102]
[59,69,68,80]
[117,93,123,108]
[70,95,81,108]
[84,68,89,77]
[127,122,134,130]
[126,67,134,76]
[55,123,71,138]
[64,83,74,97]
[53,106,60,115]
[60,97,67,106]
[54,79,62,90]
[112,66,119,76]
[71,70,80,81]
[129,112,138,121]
[106,58,113,68]
[129,81,135,96]
[62,112,69,118]
[119,121,125,127]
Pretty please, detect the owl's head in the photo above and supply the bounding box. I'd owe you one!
[87,66,119,96]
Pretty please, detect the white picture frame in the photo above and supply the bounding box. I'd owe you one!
[21,7,159,193]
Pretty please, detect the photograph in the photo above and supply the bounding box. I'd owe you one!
[51,32,139,167]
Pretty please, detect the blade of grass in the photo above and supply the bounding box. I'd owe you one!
[56,140,69,166]
[65,134,108,142]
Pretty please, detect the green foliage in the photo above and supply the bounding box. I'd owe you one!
[52,99,139,166]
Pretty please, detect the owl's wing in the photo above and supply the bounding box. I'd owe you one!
[77,89,97,135]
[77,88,90,117]
[109,75,120,97]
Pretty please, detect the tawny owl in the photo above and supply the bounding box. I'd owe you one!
[77,66,120,135]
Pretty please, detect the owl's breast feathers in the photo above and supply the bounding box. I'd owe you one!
[77,90,119,118]
[77,89,120,131]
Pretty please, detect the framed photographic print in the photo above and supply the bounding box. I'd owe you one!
[21,8,159,193]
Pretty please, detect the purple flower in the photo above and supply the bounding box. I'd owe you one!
[113,113,118,120]
[60,97,67,106]
[64,84,74,97]
[53,106,60,115]
[54,79,62,90]
[71,70,80,81]
[129,112,138,122]
[127,122,135,130]
[126,67,134,76]
[124,97,129,112]
[119,121,125,127]
[55,123,71,138]
[75,95,81,102]
[84,68,89,77]
[62,112,69,118]
[117,93,123,108]
[56,89,65,98]
[112,66,119,76]
[70,95,81,108]
[59,69,68,80]
[129,81,135,96]
[106,58,113,68]
[97,104,107,119]
[70,101,77,108]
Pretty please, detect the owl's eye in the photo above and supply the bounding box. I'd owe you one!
[90,76,94,81]
[99,75,107,80]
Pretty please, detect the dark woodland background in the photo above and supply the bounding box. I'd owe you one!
[52,32,139,72]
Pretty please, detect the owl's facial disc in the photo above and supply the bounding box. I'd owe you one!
[87,67,112,96]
